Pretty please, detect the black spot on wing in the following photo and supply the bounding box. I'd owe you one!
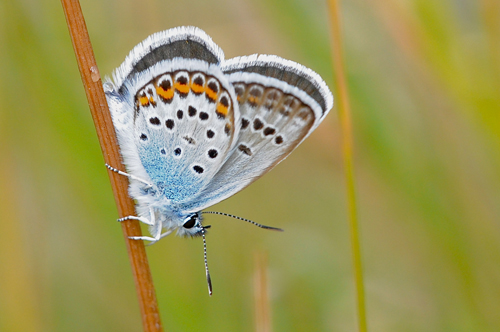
[238,144,252,156]
[193,165,204,174]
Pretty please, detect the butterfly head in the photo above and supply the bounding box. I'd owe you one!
[177,212,210,237]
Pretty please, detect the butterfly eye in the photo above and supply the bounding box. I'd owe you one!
[183,215,197,229]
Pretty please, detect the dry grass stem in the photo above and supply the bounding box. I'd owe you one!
[254,251,272,332]
[60,0,163,330]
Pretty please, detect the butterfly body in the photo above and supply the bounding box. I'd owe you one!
[104,26,333,243]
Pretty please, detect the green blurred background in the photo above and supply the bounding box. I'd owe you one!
[1,0,499,331]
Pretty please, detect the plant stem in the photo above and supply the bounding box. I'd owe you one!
[327,1,368,331]
[254,251,272,332]
[60,0,163,330]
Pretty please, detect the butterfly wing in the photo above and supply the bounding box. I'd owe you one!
[105,27,240,205]
[180,54,333,212]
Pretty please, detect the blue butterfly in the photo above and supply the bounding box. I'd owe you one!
[104,26,333,294]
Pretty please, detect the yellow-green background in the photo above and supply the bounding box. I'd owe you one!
[1,0,499,331]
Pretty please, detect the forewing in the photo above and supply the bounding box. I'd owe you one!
[181,54,333,212]
[104,27,240,204]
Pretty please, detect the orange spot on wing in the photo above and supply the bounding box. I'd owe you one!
[139,95,149,106]
[175,82,190,94]
[247,96,259,105]
[206,88,218,101]
[149,96,156,106]
[156,86,174,100]
[191,82,204,94]
[216,103,228,117]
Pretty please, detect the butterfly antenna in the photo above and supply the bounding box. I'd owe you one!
[202,227,212,296]
[202,211,284,232]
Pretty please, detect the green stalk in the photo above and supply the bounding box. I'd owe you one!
[327,1,367,331]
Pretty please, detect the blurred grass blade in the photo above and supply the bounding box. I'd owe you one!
[254,251,272,332]
[59,0,163,330]
[327,0,367,331]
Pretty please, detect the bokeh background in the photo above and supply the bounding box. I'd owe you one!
[1,0,499,331]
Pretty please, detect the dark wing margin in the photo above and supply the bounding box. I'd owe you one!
[222,54,333,120]
[111,26,225,92]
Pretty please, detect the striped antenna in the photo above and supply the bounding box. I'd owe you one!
[202,211,284,232]
[202,227,212,296]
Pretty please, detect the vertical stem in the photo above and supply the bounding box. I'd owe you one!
[327,1,368,331]
[254,251,272,332]
[60,0,163,330]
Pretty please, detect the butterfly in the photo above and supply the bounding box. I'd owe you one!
[104,26,333,294]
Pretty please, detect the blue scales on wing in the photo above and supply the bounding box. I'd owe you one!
[132,69,238,202]
[105,27,240,205]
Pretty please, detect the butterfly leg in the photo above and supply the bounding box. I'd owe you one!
[128,208,163,243]
[117,215,154,226]
[105,163,153,188]
[143,229,173,246]
[117,205,155,226]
